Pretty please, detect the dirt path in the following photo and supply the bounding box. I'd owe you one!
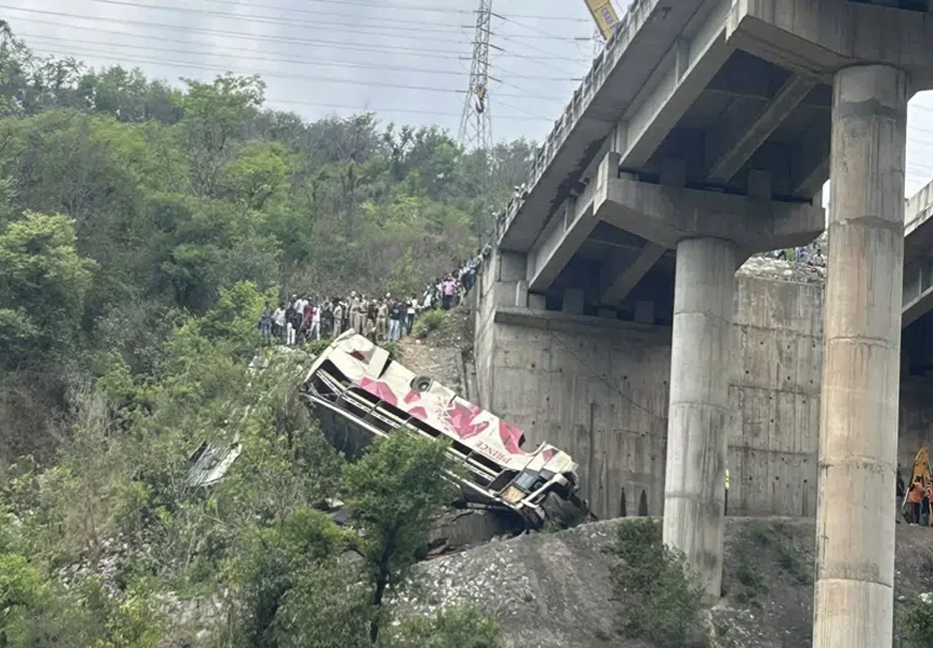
[395,340,463,395]
[394,306,473,396]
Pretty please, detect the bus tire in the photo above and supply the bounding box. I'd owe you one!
[411,375,433,392]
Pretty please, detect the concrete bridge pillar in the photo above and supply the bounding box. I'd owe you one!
[663,237,736,599]
[814,64,907,648]
[585,146,823,599]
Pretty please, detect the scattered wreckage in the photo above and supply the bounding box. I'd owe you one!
[301,332,590,529]
[187,332,590,532]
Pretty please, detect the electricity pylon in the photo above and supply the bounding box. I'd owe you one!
[458,0,493,151]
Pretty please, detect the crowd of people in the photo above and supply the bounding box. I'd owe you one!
[770,241,826,267]
[257,246,490,347]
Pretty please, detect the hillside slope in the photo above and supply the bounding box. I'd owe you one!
[394,305,474,399]
[395,517,933,648]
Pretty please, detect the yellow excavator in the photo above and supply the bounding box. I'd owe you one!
[903,446,933,524]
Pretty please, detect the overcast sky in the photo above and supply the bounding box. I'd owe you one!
[3,0,933,197]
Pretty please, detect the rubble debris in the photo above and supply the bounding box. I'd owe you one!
[187,438,243,488]
[740,255,825,285]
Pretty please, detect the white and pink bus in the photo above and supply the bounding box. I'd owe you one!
[302,332,589,528]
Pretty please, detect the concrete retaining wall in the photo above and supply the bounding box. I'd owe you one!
[474,251,933,520]
[488,309,671,520]
[729,268,822,518]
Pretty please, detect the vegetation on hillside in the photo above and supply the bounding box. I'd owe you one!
[0,29,524,645]
[0,31,534,462]
[900,597,933,648]
[609,520,715,648]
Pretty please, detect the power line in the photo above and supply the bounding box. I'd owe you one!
[85,0,591,41]
[493,33,587,76]
[19,30,582,83]
[171,0,474,30]
[18,45,556,124]
[488,60,582,82]
[199,0,469,16]
[192,0,593,21]
[11,15,469,61]
[85,0,473,39]
[4,8,585,63]
[26,44,564,105]
[27,45,470,95]
[261,98,548,122]
[80,0,474,47]
[495,97,553,122]
[21,34,465,80]
[494,77,575,102]
[493,12,592,43]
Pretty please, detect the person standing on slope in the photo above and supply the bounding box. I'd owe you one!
[388,299,403,342]
[333,299,344,337]
[273,303,287,342]
[259,302,273,346]
[349,291,363,334]
[375,297,389,342]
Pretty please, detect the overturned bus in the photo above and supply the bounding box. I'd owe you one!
[301,332,589,528]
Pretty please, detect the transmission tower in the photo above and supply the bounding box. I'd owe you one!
[459,0,493,151]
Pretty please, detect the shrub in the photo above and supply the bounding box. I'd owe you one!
[392,604,504,648]
[734,552,767,606]
[900,596,933,648]
[412,310,445,338]
[228,508,353,647]
[304,336,333,357]
[344,433,459,641]
[382,340,398,358]
[274,562,373,648]
[610,520,707,648]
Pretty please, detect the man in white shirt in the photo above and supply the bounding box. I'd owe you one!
[294,295,308,316]
[309,303,321,341]
[272,304,286,343]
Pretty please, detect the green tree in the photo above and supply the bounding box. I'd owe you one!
[344,433,458,642]
[899,596,933,648]
[230,509,353,648]
[181,73,266,196]
[0,211,96,367]
[386,249,422,299]
[224,141,290,210]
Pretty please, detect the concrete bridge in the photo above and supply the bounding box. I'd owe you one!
[479,1,933,645]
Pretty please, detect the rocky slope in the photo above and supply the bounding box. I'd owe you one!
[394,305,474,399]
[395,517,933,648]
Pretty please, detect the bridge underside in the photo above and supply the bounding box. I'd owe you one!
[524,48,834,314]
[501,0,933,325]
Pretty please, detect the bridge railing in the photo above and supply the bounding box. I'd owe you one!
[494,0,649,243]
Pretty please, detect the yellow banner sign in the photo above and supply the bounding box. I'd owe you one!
[584,0,620,41]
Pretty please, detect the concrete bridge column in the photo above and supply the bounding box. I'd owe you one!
[663,236,736,599]
[814,65,907,648]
